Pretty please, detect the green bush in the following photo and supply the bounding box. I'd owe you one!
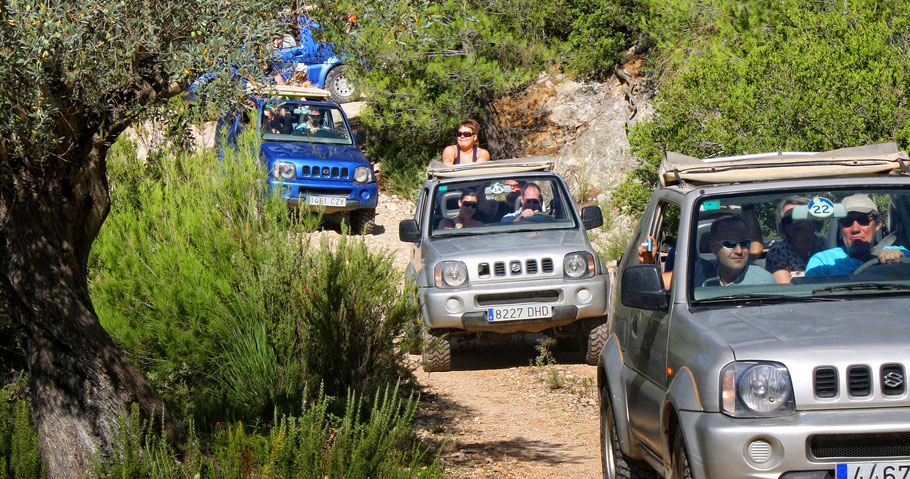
[309,0,641,195]
[92,386,442,479]
[619,0,910,216]
[89,131,416,427]
[0,376,44,479]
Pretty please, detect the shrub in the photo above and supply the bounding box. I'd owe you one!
[92,385,442,479]
[620,0,910,216]
[90,131,416,427]
[0,375,44,479]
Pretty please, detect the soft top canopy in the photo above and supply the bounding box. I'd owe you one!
[659,143,910,187]
[426,156,554,179]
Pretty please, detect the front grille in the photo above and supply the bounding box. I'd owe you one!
[300,165,349,178]
[881,364,906,396]
[814,367,838,398]
[494,262,506,276]
[542,258,554,273]
[476,290,560,306]
[848,365,872,397]
[811,432,910,458]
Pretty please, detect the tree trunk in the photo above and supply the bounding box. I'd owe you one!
[0,136,170,478]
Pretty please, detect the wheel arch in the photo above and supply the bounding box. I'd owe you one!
[662,367,708,479]
[599,334,646,461]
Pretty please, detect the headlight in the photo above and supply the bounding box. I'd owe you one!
[273,161,295,180]
[434,261,468,288]
[563,252,595,279]
[353,166,372,183]
[721,362,795,417]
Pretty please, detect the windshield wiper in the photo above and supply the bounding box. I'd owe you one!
[812,283,910,295]
[693,294,803,304]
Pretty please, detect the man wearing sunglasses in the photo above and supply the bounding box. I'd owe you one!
[500,183,547,223]
[696,216,776,287]
[805,194,909,276]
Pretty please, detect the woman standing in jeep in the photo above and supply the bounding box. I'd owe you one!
[442,119,491,166]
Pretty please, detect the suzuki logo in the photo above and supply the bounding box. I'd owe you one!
[883,371,904,388]
[510,262,521,273]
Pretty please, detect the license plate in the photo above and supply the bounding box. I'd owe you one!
[837,463,910,479]
[307,196,346,207]
[487,305,551,322]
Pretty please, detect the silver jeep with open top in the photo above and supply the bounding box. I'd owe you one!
[400,157,610,371]
[599,143,910,479]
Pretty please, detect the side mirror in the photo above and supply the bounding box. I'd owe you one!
[581,205,603,230]
[399,219,420,243]
[621,264,669,311]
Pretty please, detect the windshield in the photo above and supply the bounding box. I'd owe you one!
[429,176,577,237]
[688,186,910,303]
[259,101,353,145]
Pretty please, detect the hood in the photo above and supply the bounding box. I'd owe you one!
[428,229,586,257]
[260,141,367,166]
[696,298,910,358]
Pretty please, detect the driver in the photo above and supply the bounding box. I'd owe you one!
[806,194,909,276]
[500,183,543,223]
[695,216,776,287]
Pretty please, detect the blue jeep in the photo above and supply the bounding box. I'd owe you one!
[273,18,359,104]
[221,97,378,233]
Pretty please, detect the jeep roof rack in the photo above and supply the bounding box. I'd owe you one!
[247,84,331,100]
[659,142,910,187]
[426,156,555,179]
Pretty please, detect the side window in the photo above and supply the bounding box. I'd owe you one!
[415,188,428,230]
[653,202,681,275]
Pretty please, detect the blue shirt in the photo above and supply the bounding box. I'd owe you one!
[805,245,910,276]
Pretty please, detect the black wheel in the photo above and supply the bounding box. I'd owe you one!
[600,384,655,479]
[421,326,452,372]
[672,428,694,479]
[586,318,609,366]
[325,65,359,103]
[351,209,376,235]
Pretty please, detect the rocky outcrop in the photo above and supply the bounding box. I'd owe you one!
[490,59,653,207]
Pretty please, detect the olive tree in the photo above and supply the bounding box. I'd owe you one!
[0,1,281,476]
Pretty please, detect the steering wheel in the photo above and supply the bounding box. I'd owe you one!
[854,257,910,274]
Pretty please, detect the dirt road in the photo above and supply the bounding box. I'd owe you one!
[333,194,603,479]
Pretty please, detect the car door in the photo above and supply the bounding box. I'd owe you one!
[624,195,680,456]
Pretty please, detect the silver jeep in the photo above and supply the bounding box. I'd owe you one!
[599,143,910,479]
[400,158,610,371]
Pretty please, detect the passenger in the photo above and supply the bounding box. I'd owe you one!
[806,194,909,276]
[441,119,491,166]
[766,196,826,283]
[298,108,325,135]
[475,178,522,222]
[437,191,484,230]
[500,183,544,223]
[696,216,776,287]
[262,108,283,134]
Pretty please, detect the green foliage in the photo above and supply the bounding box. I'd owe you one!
[307,0,640,193]
[92,386,442,479]
[0,0,283,162]
[89,131,415,427]
[0,376,44,479]
[618,0,910,217]
[298,236,420,399]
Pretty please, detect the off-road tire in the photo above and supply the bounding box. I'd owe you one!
[672,428,694,479]
[351,209,376,235]
[325,65,360,104]
[586,318,609,366]
[421,327,452,372]
[600,384,656,479]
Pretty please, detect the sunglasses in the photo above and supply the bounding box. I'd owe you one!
[461,201,477,208]
[717,239,751,250]
[523,199,541,205]
[456,130,475,138]
[838,213,876,228]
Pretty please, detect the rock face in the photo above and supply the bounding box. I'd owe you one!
[490,60,654,207]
